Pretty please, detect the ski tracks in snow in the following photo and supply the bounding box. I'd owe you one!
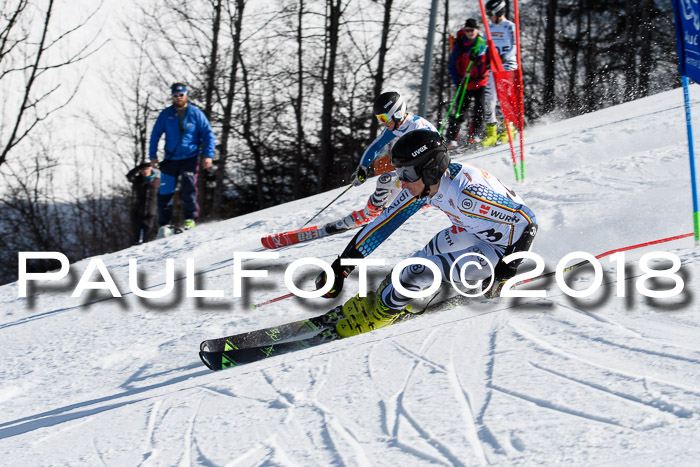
[181,309,513,466]
[499,293,700,435]
[381,331,469,465]
[358,310,512,465]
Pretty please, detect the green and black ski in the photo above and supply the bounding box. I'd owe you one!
[199,327,339,370]
[199,285,464,371]
[199,306,345,370]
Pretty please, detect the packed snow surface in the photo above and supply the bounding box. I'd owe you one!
[1,88,699,465]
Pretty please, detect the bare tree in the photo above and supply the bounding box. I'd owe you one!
[434,0,449,126]
[203,0,223,119]
[213,0,245,215]
[197,0,223,217]
[238,56,266,209]
[367,0,394,141]
[0,0,104,167]
[521,0,676,119]
[542,0,557,113]
[0,141,130,285]
[636,0,653,97]
[565,0,584,114]
[292,0,306,200]
[318,0,344,191]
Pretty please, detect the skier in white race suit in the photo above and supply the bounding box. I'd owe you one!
[323,91,439,235]
[316,129,538,338]
[482,0,519,147]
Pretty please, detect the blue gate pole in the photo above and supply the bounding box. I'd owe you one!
[682,76,700,243]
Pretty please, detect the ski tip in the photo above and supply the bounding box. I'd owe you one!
[199,351,222,371]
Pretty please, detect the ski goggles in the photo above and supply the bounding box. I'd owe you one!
[375,98,403,124]
[376,113,392,124]
[395,165,421,183]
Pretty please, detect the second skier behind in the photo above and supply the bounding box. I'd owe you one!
[482,0,519,147]
[323,91,439,235]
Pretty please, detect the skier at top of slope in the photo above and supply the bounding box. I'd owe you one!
[482,0,519,147]
[316,129,538,338]
[322,91,439,235]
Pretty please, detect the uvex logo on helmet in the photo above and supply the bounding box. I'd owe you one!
[411,145,428,157]
[384,100,394,109]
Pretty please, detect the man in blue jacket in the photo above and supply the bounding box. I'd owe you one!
[149,82,216,238]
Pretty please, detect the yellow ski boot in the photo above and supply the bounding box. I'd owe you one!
[481,123,498,147]
[497,122,517,143]
[336,290,402,338]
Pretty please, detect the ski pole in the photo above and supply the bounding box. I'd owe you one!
[252,292,295,309]
[504,118,520,182]
[438,83,463,134]
[302,185,352,227]
[438,64,472,134]
[454,64,472,119]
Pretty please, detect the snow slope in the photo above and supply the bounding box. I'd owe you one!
[1,88,699,465]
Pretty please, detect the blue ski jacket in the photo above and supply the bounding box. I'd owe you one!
[149,104,216,161]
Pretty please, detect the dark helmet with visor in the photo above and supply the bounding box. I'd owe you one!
[391,129,450,186]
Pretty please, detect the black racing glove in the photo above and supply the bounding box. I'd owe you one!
[350,165,368,187]
[315,256,354,299]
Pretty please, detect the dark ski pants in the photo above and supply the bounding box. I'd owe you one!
[157,157,199,226]
[446,87,485,142]
[131,212,157,244]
